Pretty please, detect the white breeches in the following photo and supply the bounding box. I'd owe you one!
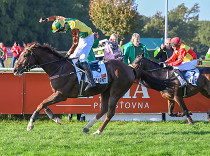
[173,60,198,71]
[70,34,94,62]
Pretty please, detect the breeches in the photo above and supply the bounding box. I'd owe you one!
[70,34,94,62]
[173,59,198,71]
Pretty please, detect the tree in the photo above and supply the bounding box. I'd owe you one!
[197,21,210,47]
[168,3,199,46]
[142,12,165,38]
[89,0,138,39]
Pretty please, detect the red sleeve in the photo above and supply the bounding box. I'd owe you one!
[165,51,177,63]
[3,47,7,53]
[18,46,22,53]
[10,46,14,52]
[169,48,186,66]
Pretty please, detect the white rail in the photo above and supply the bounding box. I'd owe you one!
[0,68,45,72]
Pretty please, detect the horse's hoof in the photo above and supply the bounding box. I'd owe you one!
[92,130,102,135]
[82,128,89,133]
[55,117,61,125]
[27,125,34,131]
[189,121,194,125]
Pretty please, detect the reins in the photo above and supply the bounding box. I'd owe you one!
[21,48,80,79]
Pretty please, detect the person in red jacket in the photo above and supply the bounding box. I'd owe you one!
[0,42,8,68]
[10,41,22,68]
[165,37,197,86]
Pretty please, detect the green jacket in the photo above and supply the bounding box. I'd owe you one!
[87,39,99,62]
[123,42,149,65]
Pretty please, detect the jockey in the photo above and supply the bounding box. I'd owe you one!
[39,16,96,90]
[165,37,197,86]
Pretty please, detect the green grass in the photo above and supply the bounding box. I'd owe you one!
[0,116,209,156]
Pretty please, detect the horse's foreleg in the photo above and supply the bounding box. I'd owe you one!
[168,100,177,117]
[27,91,66,131]
[175,96,194,124]
[45,107,61,124]
[83,91,110,133]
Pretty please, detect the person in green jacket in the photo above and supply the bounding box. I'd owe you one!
[123,33,149,65]
[87,32,99,62]
[206,48,210,58]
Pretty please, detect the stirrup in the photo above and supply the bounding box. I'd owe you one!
[84,84,95,91]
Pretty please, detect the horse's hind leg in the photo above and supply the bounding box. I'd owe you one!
[83,91,110,133]
[27,91,66,131]
[175,96,194,124]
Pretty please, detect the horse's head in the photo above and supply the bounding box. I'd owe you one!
[131,54,144,69]
[13,42,39,76]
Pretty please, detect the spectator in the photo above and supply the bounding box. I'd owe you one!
[118,40,124,53]
[10,42,22,68]
[0,42,8,68]
[97,42,104,55]
[198,57,203,65]
[206,48,210,58]
[124,33,149,65]
[154,38,173,62]
[103,33,123,61]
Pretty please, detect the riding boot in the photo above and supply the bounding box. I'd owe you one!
[174,69,188,97]
[82,61,96,91]
[174,69,188,86]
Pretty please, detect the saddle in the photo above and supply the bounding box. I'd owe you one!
[76,60,101,73]
[177,69,200,86]
[74,60,108,96]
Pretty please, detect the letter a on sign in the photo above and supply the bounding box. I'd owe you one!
[133,84,150,99]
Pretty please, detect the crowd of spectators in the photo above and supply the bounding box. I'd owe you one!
[0,41,22,68]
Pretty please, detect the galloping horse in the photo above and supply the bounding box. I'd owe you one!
[13,42,173,134]
[132,54,210,124]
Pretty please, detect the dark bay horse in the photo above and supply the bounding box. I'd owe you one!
[132,54,210,124]
[13,42,173,134]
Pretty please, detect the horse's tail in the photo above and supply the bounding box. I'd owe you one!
[138,69,175,91]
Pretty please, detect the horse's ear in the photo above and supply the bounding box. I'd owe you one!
[29,42,37,49]
[138,54,144,59]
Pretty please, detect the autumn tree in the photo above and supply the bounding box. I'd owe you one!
[89,0,138,39]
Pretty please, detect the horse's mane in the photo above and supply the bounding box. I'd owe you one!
[30,42,64,58]
[141,57,172,71]
[142,57,161,67]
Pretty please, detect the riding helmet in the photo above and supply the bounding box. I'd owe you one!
[52,19,65,33]
[171,37,181,46]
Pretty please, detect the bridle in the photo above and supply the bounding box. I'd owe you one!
[18,48,65,73]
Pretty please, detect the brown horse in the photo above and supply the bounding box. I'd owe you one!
[13,42,173,134]
[132,54,210,124]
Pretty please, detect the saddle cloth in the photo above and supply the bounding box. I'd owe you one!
[73,60,108,84]
[177,69,200,86]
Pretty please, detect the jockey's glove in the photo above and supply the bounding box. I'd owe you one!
[65,53,69,58]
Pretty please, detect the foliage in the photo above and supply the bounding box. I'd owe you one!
[0,0,209,56]
[0,0,98,50]
[0,119,209,155]
[168,3,199,47]
[197,21,210,47]
[89,0,138,40]
[142,12,165,38]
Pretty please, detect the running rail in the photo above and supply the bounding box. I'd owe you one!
[0,68,45,72]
